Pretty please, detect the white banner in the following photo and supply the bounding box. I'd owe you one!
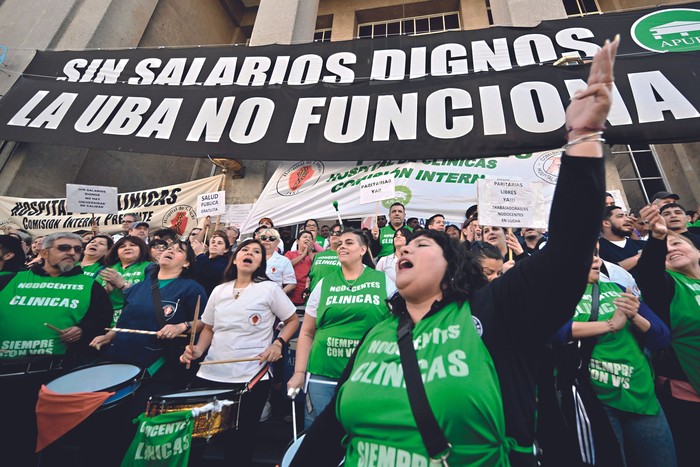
[0,175,225,237]
[240,151,563,233]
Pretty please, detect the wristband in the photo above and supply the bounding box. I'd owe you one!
[275,337,286,347]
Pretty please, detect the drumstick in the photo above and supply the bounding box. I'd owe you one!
[199,357,262,365]
[44,323,65,334]
[105,327,188,338]
[186,295,201,370]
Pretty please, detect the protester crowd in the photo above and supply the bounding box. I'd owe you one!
[0,38,699,467]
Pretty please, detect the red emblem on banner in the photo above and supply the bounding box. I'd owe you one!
[169,211,189,235]
[289,165,315,192]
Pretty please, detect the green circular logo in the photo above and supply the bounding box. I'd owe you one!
[632,8,700,53]
[382,185,412,209]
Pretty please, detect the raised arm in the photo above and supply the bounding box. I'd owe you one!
[487,37,619,342]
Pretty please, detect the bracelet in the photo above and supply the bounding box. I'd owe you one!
[274,337,286,347]
[566,125,606,134]
[294,370,306,374]
[562,131,605,151]
[607,319,617,333]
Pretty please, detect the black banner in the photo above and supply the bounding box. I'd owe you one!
[0,3,699,161]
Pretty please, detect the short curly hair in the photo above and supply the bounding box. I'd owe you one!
[408,229,486,303]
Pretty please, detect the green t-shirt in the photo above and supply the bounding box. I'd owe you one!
[574,282,659,415]
[307,267,390,379]
[376,224,412,259]
[79,262,104,280]
[308,250,340,291]
[0,270,93,358]
[667,270,700,394]
[337,302,511,466]
[101,261,151,326]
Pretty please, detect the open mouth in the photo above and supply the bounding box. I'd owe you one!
[398,259,413,270]
[242,257,253,264]
[668,253,682,261]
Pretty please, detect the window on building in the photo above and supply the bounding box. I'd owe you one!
[485,0,494,25]
[314,29,332,42]
[562,0,601,17]
[611,144,670,213]
[358,12,461,38]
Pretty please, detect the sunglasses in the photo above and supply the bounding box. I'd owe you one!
[330,231,342,236]
[260,235,277,242]
[54,244,83,253]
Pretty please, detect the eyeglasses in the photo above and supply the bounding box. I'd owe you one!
[260,235,277,242]
[330,231,342,236]
[151,245,167,251]
[305,224,317,228]
[54,244,83,253]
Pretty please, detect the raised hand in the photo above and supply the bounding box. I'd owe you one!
[639,205,667,240]
[565,35,620,156]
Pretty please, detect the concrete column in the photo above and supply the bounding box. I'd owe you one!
[490,0,567,26]
[250,0,320,46]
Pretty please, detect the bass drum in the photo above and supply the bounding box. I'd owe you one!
[45,362,142,410]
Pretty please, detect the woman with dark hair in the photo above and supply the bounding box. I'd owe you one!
[180,238,299,466]
[147,238,168,262]
[288,229,396,428]
[469,241,505,282]
[284,230,316,305]
[636,206,700,467]
[91,240,204,377]
[192,229,231,296]
[375,227,414,283]
[78,234,114,279]
[0,234,26,274]
[89,240,206,463]
[99,235,151,326]
[290,37,619,467]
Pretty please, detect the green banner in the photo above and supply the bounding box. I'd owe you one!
[122,410,194,467]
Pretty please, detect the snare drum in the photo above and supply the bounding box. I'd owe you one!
[45,363,142,410]
[146,388,243,439]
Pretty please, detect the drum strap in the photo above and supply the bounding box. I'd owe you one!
[397,312,451,465]
[150,276,167,329]
[246,363,271,392]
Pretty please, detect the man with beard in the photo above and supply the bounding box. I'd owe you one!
[599,206,646,272]
[520,227,547,255]
[370,202,413,260]
[0,232,112,465]
[660,202,700,249]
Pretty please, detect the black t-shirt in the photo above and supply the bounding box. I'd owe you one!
[598,237,645,265]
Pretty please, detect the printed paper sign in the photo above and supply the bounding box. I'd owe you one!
[196,191,226,218]
[66,184,118,214]
[360,175,395,205]
[477,179,549,228]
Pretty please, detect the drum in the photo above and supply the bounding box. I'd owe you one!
[44,363,142,410]
[146,388,243,439]
[280,433,306,467]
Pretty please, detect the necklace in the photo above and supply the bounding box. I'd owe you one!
[233,280,250,300]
